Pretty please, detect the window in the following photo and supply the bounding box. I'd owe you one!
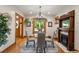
[34,18,44,33]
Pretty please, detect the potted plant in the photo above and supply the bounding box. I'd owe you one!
[24,18,31,27]
[0,14,11,47]
[24,18,28,25]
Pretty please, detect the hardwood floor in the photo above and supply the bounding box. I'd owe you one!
[3,37,26,53]
[2,37,79,53]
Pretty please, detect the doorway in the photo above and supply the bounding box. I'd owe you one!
[16,13,24,38]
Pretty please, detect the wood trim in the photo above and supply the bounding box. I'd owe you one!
[32,18,46,34]
[44,18,46,33]
[16,13,20,37]
[16,13,24,38]
[32,18,34,34]
[58,10,75,51]
[59,10,74,20]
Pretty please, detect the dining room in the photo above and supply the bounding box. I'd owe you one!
[1,5,79,53]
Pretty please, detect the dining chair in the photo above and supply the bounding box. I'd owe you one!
[25,31,35,48]
[45,32,55,48]
[36,32,46,53]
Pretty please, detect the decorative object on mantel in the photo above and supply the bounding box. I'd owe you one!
[48,22,52,27]
[55,16,60,24]
[0,13,11,47]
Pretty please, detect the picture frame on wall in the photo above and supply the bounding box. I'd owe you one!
[48,22,52,27]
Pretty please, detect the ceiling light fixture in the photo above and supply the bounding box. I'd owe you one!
[30,11,32,14]
[37,6,43,19]
[48,12,50,15]
[16,15,19,19]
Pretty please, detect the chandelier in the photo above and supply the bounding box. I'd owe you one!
[37,6,43,19]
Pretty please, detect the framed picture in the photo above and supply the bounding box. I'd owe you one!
[48,22,52,27]
[27,21,31,27]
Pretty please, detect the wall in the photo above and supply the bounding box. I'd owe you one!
[24,17,32,36]
[0,6,24,52]
[55,6,79,50]
[45,16,58,37]
[0,10,15,52]
[24,16,58,37]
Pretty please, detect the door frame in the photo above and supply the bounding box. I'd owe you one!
[15,13,24,38]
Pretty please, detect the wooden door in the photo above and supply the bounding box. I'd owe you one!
[16,13,24,38]
[19,17,23,37]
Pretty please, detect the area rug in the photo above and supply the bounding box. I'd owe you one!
[20,41,58,53]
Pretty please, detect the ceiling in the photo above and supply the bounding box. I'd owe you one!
[9,5,75,17]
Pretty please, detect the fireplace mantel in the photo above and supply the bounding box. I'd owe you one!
[57,10,75,51]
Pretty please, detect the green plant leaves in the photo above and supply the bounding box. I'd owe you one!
[0,15,10,47]
[34,19,44,31]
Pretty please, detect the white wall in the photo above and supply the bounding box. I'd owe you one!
[55,6,79,50]
[24,16,58,37]
[24,17,34,36]
[24,18,32,36]
[0,6,24,52]
[46,16,58,36]
[0,10,15,52]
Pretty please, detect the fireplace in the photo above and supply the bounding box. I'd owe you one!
[60,33,68,47]
[58,10,74,50]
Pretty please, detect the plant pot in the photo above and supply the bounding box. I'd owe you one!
[0,39,8,47]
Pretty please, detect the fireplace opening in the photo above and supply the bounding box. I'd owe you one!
[60,34,68,47]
